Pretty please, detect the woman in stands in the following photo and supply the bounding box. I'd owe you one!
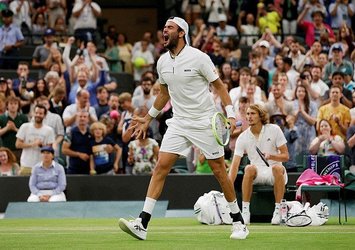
[293,83,317,156]
[309,119,345,156]
[0,147,19,176]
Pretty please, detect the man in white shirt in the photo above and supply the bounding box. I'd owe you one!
[308,65,329,106]
[216,14,238,43]
[15,105,55,175]
[288,40,306,72]
[119,16,248,241]
[229,104,289,225]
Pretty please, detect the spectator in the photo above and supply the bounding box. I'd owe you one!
[288,40,307,72]
[329,0,354,29]
[350,91,355,123]
[317,85,351,140]
[249,51,269,93]
[337,23,354,59]
[132,77,156,110]
[281,0,299,36]
[216,13,238,43]
[101,34,122,73]
[89,121,122,175]
[63,89,97,128]
[252,39,277,71]
[46,0,67,28]
[9,0,33,35]
[219,62,232,83]
[292,84,317,154]
[0,96,28,161]
[0,93,5,115]
[27,146,66,202]
[0,147,20,176]
[32,28,58,78]
[117,32,133,74]
[84,41,110,73]
[256,2,281,35]
[0,76,15,97]
[94,86,109,120]
[297,9,334,48]
[31,12,47,45]
[322,71,353,108]
[229,96,249,152]
[127,107,159,175]
[237,12,259,46]
[0,9,24,69]
[53,16,68,44]
[268,53,284,90]
[265,82,293,117]
[297,0,327,23]
[131,39,155,82]
[347,124,355,174]
[305,40,322,66]
[34,96,64,157]
[323,44,353,85]
[230,68,239,88]
[282,57,299,99]
[48,86,67,117]
[343,67,355,92]
[309,119,345,155]
[62,111,91,174]
[15,104,55,176]
[33,78,50,99]
[308,65,329,106]
[132,31,155,56]
[71,0,101,43]
[205,0,230,26]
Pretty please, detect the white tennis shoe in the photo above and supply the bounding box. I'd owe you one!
[230,221,249,240]
[242,210,250,225]
[271,210,281,225]
[118,218,147,240]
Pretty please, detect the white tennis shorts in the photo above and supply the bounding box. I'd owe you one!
[160,117,224,159]
[253,165,288,186]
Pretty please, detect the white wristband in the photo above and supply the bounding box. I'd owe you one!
[225,105,235,119]
[148,106,161,118]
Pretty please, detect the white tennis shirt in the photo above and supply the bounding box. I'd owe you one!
[234,124,287,167]
[157,46,219,119]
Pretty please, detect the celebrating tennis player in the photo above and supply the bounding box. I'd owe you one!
[119,17,248,240]
[228,104,289,225]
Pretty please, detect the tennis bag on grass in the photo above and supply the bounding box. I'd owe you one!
[194,190,232,225]
[286,201,329,227]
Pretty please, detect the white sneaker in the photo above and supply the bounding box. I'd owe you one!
[230,221,249,240]
[271,210,281,225]
[242,210,250,225]
[118,218,147,240]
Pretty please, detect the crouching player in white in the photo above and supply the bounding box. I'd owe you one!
[229,104,289,225]
[118,16,248,240]
[27,146,66,202]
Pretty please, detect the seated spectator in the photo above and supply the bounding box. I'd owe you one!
[0,147,20,176]
[46,0,67,29]
[131,39,155,83]
[0,9,24,69]
[101,34,122,73]
[89,121,122,175]
[297,0,327,23]
[127,107,159,175]
[62,111,91,175]
[49,86,67,117]
[309,119,345,155]
[94,86,110,120]
[0,76,15,98]
[329,0,354,29]
[307,65,328,107]
[27,146,66,202]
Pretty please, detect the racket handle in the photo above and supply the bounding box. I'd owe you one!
[236,121,242,127]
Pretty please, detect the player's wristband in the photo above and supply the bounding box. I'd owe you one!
[148,106,161,118]
[225,105,235,119]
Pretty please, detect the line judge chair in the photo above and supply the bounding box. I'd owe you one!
[300,155,347,224]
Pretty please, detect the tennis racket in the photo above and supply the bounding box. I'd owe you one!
[255,146,269,167]
[211,112,230,146]
[286,203,312,227]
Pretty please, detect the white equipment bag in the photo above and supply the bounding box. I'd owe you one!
[194,190,232,225]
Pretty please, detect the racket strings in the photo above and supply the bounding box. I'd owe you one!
[216,115,229,144]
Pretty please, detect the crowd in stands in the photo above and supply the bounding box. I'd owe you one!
[0,0,355,179]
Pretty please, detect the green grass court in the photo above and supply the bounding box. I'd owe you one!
[1,217,355,249]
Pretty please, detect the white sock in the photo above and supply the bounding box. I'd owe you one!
[275,203,280,211]
[142,197,157,215]
[242,201,250,212]
[228,199,240,214]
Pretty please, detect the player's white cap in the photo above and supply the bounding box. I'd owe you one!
[168,16,189,46]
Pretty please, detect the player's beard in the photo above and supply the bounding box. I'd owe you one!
[165,32,179,51]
